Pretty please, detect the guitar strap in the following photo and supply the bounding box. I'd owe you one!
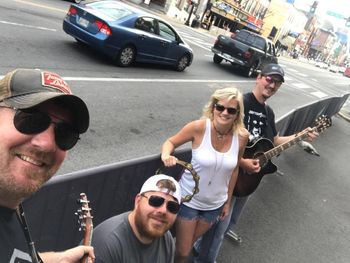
[16,203,43,263]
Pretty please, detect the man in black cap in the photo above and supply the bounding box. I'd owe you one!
[194,64,318,262]
[0,69,94,262]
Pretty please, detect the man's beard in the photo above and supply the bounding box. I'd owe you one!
[134,207,171,240]
[0,167,52,204]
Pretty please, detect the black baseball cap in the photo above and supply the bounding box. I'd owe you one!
[0,68,89,133]
[261,64,285,82]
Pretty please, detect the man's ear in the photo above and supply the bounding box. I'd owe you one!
[134,194,142,208]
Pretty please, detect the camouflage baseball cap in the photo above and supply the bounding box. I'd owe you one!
[0,68,89,133]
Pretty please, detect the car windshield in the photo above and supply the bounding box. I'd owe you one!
[87,2,134,20]
[235,31,266,50]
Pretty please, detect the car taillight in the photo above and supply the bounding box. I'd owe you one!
[94,20,112,36]
[67,6,77,16]
[243,51,252,59]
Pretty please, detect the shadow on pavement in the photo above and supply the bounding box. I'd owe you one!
[214,116,350,263]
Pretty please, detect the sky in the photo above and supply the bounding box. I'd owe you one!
[294,0,350,30]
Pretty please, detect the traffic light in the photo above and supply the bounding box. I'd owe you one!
[309,1,318,15]
[346,16,350,27]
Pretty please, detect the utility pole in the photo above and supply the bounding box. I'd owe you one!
[185,1,196,26]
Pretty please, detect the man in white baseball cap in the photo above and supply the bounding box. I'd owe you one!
[91,174,181,263]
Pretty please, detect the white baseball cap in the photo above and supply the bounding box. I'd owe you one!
[139,174,181,203]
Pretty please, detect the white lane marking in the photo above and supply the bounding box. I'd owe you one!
[297,73,308,77]
[184,38,211,52]
[287,68,298,72]
[0,20,56,31]
[311,91,328,98]
[311,78,318,82]
[292,83,312,89]
[62,77,256,83]
[14,0,66,13]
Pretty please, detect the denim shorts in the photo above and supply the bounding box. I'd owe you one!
[177,204,223,224]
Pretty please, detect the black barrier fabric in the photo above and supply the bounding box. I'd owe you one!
[23,151,191,251]
[23,95,349,251]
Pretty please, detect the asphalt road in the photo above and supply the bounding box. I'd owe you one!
[1,0,349,175]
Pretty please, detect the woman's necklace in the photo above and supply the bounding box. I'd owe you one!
[208,151,223,185]
[213,122,230,140]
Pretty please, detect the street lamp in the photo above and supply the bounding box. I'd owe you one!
[185,0,197,26]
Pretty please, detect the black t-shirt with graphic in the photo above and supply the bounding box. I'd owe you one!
[0,206,32,262]
[243,92,277,145]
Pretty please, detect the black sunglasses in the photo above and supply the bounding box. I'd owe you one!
[141,194,180,214]
[214,103,239,115]
[13,109,80,151]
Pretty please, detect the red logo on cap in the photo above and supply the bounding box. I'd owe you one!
[42,71,72,94]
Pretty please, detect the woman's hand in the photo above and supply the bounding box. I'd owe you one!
[161,154,178,167]
[219,202,231,221]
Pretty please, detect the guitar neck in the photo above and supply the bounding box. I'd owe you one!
[82,226,93,246]
[264,129,311,160]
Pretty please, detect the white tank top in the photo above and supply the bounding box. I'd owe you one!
[180,119,239,210]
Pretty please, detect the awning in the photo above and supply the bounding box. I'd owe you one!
[279,36,296,49]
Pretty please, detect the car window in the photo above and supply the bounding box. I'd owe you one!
[235,31,266,50]
[158,21,177,42]
[135,17,156,34]
[267,42,272,54]
[87,2,133,20]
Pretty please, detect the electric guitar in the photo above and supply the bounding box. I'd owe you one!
[76,193,93,263]
[233,115,331,197]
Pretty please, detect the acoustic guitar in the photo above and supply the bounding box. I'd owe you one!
[76,193,93,263]
[233,115,331,197]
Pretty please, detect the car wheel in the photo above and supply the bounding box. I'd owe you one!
[213,54,223,64]
[175,55,189,72]
[245,63,257,78]
[116,46,136,67]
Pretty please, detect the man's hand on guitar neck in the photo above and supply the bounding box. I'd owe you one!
[240,158,261,174]
[303,127,319,142]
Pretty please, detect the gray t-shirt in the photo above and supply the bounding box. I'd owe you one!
[91,211,175,263]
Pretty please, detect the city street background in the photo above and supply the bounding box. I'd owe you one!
[1,0,349,262]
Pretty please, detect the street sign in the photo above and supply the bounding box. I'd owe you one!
[326,10,344,19]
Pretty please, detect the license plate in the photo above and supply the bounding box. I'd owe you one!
[78,17,89,28]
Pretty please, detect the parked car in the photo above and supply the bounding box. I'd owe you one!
[328,64,339,73]
[344,67,350,78]
[63,0,193,71]
[338,66,346,74]
[315,61,328,69]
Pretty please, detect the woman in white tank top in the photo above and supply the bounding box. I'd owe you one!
[161,87,249,263]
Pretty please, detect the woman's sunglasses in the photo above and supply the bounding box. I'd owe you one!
[141,194,180,214]
[13,109,80,151]
[214,103,239,115]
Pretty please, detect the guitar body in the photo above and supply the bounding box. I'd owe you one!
[233,115,331,197]
[233,138,277,197]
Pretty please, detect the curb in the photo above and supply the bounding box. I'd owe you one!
[338,109,350,122]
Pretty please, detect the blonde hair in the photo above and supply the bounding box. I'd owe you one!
[202,87,245,134]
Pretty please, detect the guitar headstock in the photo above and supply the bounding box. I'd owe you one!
[313,115,332,133]
[76,193,93,241]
